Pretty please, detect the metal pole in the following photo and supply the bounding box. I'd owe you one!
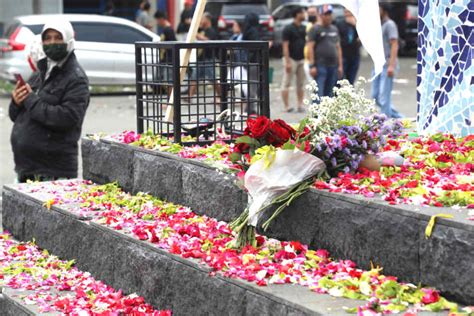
[261,43,270,118]
[136,44,144,134]
[173,46,182,143]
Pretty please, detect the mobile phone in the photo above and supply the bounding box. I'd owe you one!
[14,73,26,87]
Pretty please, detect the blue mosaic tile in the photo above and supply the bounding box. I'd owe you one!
[417,0,473,137]
[459,36,466,49]
[461,25,470,37]
[459,9,468,22]
[460,47,469,61]
[451,53,460,65]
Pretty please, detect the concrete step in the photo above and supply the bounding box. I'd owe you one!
[0,289,36,316]
[0,230,169,315]
[1,183,361,315]
[2,182,454,315]
[0,288,61,316]
[81,137,474,305]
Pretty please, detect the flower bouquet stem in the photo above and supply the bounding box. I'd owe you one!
[229,177,317,249]
[229,207,256,249]
[261,178,314,231]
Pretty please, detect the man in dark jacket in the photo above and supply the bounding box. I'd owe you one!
[242,13,260,42]
[336,9,361,85]
[242,13,261,113]
[9,19,89,183]
[177,0,194,35]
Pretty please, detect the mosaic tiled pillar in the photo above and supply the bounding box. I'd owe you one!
[417,0,473,136]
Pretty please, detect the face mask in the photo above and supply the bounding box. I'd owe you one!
[308,16,317,23]
[43,43,68,61]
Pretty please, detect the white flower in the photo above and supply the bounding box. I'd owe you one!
[305,78,376,137]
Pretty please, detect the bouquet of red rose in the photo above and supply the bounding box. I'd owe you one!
[229,116,326,249]
[230,116,298,170]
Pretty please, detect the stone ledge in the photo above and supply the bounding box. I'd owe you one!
[80,138,474,305]
[0,288,47,316]
[2,186,378,316]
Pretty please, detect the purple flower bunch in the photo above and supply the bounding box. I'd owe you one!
[312,114,404,176]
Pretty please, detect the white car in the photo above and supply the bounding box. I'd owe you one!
[0,14,160,85]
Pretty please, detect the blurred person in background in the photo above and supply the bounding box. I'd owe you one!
[136,1,153,31]
[307,5,343,98]
[336,9,360,85]
[178,0,195,37]
[230,20,243,41]
[154,10,177,42]
[304,6,318,82]
[242,13,261,113]
[9,19,90,183]
[154,10,177,96]
[229,20,250,108]
[371,4,403,118]
[281,7,306,113]
[187,12,220,101]
[242,13,260,41]
[104,1,117,16]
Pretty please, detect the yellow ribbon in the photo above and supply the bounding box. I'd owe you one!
[251,146,276,169]
[425,214,454,238]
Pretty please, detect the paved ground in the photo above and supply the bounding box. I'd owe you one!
[0,56,417,192]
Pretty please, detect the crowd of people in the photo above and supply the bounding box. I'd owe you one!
[281,3,401,118]
[135,1,402,118]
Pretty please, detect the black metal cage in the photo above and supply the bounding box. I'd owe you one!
[135,41,270,144]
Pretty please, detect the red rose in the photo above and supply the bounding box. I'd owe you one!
[250,116,271,139]
[246,117,256,130]
[267,119,295,146]
[273,119,296,138]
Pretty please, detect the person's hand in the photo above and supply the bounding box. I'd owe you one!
[12,82,32,106]
[310,66,317,78]
[338,66,343,79]
[285,62,292,73]
[387,65,395,77]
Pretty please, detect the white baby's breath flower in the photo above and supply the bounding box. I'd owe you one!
[304,78,376,139]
